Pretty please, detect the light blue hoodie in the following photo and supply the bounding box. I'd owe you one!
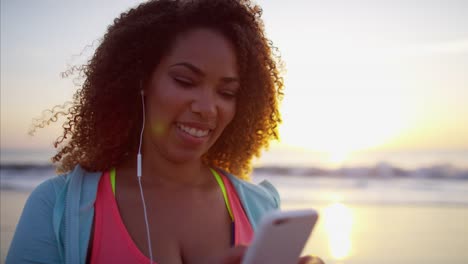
[6,165,280,264]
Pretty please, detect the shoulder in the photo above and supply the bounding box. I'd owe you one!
[14,173,69,236]
[5,174,67,263]
[26,174,67,210]
[17,165,101,235]
[227,173,280,209]
[26,164,101,205]
[218,168,281,230]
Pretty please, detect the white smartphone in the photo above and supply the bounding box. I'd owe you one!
[241,209,318,264]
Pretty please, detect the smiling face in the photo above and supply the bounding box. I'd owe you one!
[143,28,239,164]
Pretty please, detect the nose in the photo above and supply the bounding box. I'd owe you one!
[191,90,217,119]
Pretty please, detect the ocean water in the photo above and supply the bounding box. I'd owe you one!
[254,174,468,206]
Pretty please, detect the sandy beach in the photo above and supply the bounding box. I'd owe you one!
[2,189,468,264]
[284,202,468,264]
[1,190,30,263]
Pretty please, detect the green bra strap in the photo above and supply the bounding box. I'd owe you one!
[110,167,233,221]
[110,167,116,195]
[210,168,234,221]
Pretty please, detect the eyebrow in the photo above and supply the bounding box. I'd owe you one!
[170,62,239,84]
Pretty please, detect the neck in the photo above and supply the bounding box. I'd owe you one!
[144,154,210,188]
[118,151,213,189]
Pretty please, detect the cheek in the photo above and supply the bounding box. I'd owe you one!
[147,102,168,138]
[222,102,236,126]
[147,81,179,136]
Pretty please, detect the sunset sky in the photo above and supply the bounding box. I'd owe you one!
[1,0,468,167]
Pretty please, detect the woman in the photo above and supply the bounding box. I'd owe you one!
[7,0,323,263]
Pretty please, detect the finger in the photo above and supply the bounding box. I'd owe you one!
[298,255,325,264]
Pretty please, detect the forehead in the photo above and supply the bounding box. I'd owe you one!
[163,28,238,76]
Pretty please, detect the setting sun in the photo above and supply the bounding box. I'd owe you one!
[279,69,411,165]
[273,37,418,165]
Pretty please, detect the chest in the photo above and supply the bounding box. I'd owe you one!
[116,187,233,264]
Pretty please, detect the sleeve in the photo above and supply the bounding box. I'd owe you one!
[5,179,62,264]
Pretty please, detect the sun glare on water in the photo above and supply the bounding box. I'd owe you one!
[323,203,354,260]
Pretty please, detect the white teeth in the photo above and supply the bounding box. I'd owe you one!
[177,124,209,138]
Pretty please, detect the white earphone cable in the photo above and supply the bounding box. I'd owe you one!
[137,88,153,264]
[137,177,153,263]
[137,89,145,177]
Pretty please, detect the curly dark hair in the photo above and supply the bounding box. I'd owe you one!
[33,0,283,179]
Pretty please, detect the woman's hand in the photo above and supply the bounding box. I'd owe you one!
[298,255,325,264]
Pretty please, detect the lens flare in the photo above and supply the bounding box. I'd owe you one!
[151,121,165,135]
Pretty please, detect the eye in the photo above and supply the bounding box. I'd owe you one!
[219,89,238,100]
[173,77,194,88]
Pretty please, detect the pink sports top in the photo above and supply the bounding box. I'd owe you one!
[90,169,253,264]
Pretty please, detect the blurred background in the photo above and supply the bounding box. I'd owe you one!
[1,0,467,263]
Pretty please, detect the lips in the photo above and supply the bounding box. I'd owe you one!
[176,123,212,138]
